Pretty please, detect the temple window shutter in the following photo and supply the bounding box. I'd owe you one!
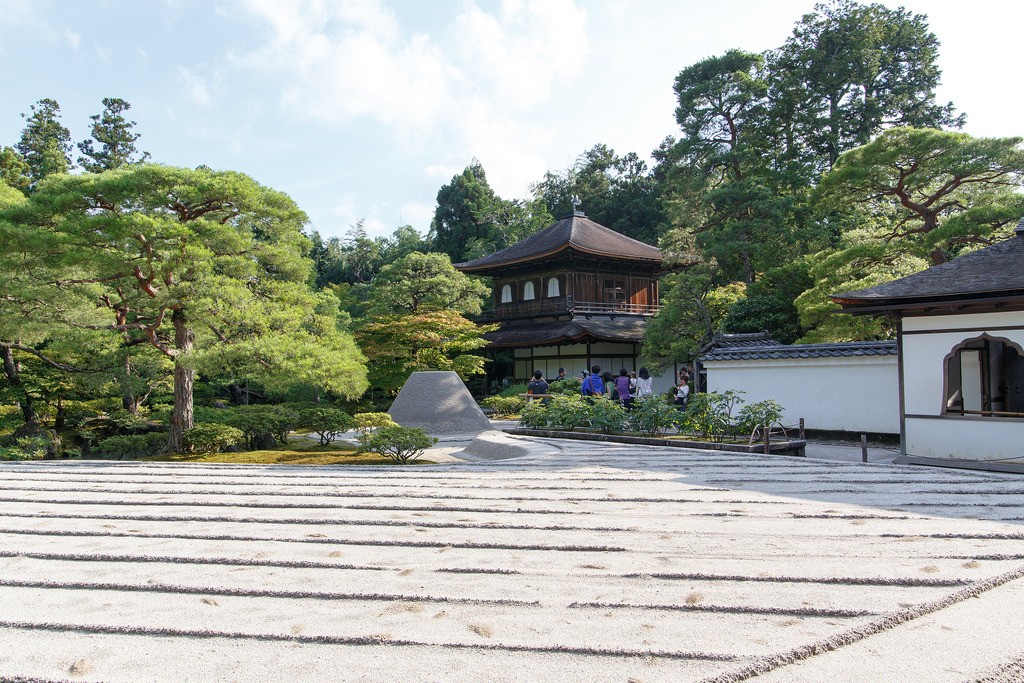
[501,284,512,303]
[546,277,560,297]
[523,281,536,301]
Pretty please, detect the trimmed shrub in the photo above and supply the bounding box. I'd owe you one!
[628,396,681,437]
[205,405,300,449]
[359,426,437,464]
[518,400,549,428]
[588,397,627,434]
[97,433,167,458]
[545,394,590,431]
[736,400,785,436]
[0,436,51,461]
[184,423,244,454]
[299,407,356,445]
[354,412,398,436]
[497,382,530,398]
[481,396,525,418]
[546,377,583,395]
[680,390,746,441]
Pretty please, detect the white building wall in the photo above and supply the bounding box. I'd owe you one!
[704,356,899,433]
[900,310,1024,463]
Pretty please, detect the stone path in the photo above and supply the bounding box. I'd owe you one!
[1,440,1024,681]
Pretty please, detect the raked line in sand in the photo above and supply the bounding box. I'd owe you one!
[0,441,1023,681]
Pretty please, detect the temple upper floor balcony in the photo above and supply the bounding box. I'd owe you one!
[480,295,660,321]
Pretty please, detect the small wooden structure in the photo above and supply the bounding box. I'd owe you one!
[833,222,1024,472]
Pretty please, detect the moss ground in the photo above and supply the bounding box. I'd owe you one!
[148,439,432,466]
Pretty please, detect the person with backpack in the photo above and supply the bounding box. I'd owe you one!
[580,365,604,400]
[614,369,633,410]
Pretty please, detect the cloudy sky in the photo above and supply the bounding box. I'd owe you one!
[1,0,1021,239]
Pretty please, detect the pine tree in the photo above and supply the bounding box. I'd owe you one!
[77,98,151,172]
[16,98,73,186]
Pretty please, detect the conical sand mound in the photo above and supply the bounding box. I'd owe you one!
[388,371,493,434]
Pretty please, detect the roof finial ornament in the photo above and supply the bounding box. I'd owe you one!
[571,194,583,216]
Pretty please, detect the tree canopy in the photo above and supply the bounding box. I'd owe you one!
[0,165,368,450]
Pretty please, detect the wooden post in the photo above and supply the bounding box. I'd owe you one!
[764,426,771,455]
[861,434,868,463]
[799,418,805,440]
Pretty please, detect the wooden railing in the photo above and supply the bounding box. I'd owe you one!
[483,295,660,320]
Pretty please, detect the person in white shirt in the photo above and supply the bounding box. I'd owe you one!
[635,367,654,398]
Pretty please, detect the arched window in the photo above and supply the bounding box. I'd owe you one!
[523,282,535,301]
[546,277,560,297]
[500,284,512,304]
[943,334,1024,417]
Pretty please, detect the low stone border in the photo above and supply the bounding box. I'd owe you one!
[506,428,806,456]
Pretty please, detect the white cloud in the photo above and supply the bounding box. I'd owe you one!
[177,67,213,106]
[455,0,589,108]
[62,28,80,49]
[230,0,453,129]
[398,201,434,230]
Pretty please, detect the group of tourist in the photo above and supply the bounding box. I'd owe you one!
[573,365,653,409]
[525,364,692,412]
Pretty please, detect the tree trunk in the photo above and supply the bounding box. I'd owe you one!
[166,311,195,453]
[741,249,755,284]
[54,396,66,431]
[1,343,39,426]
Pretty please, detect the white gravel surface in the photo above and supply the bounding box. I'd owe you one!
[1,436,1024,682]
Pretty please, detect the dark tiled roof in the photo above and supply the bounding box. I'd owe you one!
[701,340,897,362]
[709,332,779,349]
[833,234,1024,307]
[484,316,648,348]
[455,212,662,273]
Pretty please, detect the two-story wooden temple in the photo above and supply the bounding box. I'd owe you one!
[455,210,672,390]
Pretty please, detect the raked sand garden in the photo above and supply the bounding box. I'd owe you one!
[2,437,1024,682]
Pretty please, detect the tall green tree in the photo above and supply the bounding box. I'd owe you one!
[16,98,73,186]
[356,251,491,395]
[769,0,963,175]
[1,165,368,450]
[532,144,667,244]
[364,252,488,316]
[672,50,767,184]
[642,262,745,373]
[429,161,498,262]
[77,98,151,172]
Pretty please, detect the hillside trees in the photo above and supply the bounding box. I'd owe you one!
[648,0,971,357]
[0,165,368,451]
[429,160,552,262]
[429,161,498,262]
[770,0,963,175]
[532,144,667,244]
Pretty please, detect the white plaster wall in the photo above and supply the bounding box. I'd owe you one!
[704,356,899,433]
[902,310,1024,332]
[906,416,1024,463]
[651,372,676,396]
